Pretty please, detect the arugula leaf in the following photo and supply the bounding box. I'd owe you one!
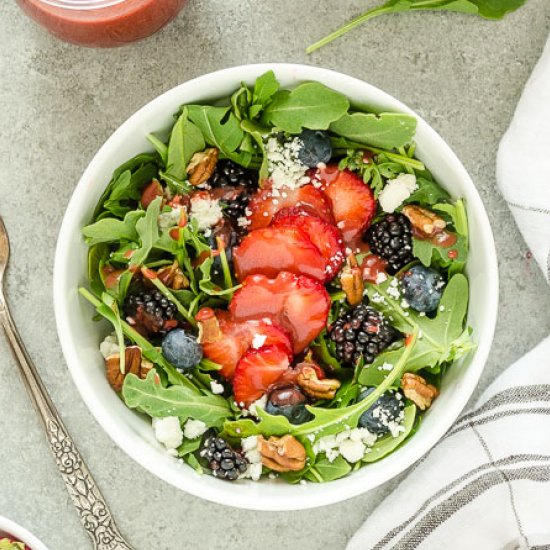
[261,82,350,133]
[252,70,280,109]
[359,274,475,383]
[231,83,253,121]
[307,0,526,53]
[362,404,416,463]
[177,437,202,457]
[165,107,205,182]
[82,211,142,245]
[241,119,270,180]
[88,243,109,294]
[122,371,233,428]
[129,196,162,267]
[405,176,451,206]
[147,133,168,166]
[100,292,126,373]
[330,112,417,150]
[187,105,244,158]
[305,455,352,482]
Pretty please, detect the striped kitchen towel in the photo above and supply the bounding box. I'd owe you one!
[348,35,550,550]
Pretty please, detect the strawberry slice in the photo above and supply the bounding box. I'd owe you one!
[201,313,292,380]
[230,272,331,353]
[232,344,292,406]
[233,225,327,282]
[312,165,376,246]
[272,210,345,280]
[247,183,333,231]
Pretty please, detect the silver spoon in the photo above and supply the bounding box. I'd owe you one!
[0,215,134,550]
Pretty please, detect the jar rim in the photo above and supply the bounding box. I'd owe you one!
[35,0,128,10]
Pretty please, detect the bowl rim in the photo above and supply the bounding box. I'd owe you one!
[0,515,49,550]
[53,63,499,511]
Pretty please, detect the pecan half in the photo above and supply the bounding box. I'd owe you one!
[157,260,189,290]
[186,148,219,186]
[402,205,446,238]
[105,346,153,392]
[401,372,439,410]
[257,434,307,472]
[195,307,222,344]
[340,253,364,306]
[297,364,341,400]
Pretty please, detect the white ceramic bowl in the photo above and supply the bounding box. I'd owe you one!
[54,64,499,511]
[0,516,49,550]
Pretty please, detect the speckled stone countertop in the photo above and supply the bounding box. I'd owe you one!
[1,2,549,549]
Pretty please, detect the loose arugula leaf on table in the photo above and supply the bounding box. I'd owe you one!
[362,404,416,463]
[165,107,205,183]
[261,82,350,133]
[330,112,417,150]
[122,370,233,428]
[359,274,475,385]
[306,0,526,53]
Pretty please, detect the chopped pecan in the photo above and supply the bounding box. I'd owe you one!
[340,253,364,306]
[402,205,447,238]
[186,148,219,186]
[297,364,341,400]
[257,434,307,472]
[157,260,189,290]
[401,372,439,410]
[196,307,222,344]
[105,346,153,392]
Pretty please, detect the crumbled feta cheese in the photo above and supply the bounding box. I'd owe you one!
[401,299,410,309]
[251,333,267,349]
[378,173,418,213]
[99,333,119,359]
[189,196,223,230]
[240,435,263,481]
[339,439,365,463]
[387,279,401,300]
[371,292,386,304]
[266,136,308,189]
[241,435,259,453]
[183,419,208,440]
[210,380,225,395]
[237,216,250,228]
[158,205,184,231]
[375,272,388,285]
[377,362,394,372]
[152,417,183,450]
[248,394,268,418]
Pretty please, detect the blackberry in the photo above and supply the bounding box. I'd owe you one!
[364,213,414,274]
[200,437,248,481]
[209,160,258,221]
[329,303,397,366]
[124,289,177,336]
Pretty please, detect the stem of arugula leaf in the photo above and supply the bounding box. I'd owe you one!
[147,276,197,327]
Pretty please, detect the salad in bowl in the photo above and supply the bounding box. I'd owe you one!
[78,70,475,485]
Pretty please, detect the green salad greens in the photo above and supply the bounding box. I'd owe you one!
[79,71,474,484]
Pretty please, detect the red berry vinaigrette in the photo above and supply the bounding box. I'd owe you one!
[16,0,187,47]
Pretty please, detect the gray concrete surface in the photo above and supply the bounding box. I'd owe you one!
[1,1,550,549]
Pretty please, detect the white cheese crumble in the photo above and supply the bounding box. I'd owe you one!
[210,380,225,395]
[240,435,263,481]
[387,278,401,300]
[248,394,268,418]
[189,196,223,230]
[266,136,309,189]
[183,419,208,440]
[377,362,394,372]
[378,173,418,213]
[313,428,377,464]
[152,417,183,450]
[375,272,388,285]
[99,333,119,359]
[158,205,185,231]
[251,333,267,349]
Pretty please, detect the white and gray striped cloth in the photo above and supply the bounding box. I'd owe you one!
[348,36,550,550]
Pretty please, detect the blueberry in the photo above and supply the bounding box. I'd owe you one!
[400,264,446,313]
[358,388,405,435]
[297,130,332,167]
[161,328,203,370]
[265,386,312,425]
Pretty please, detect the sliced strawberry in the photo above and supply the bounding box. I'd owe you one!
[201,313,292,380]
[201,313,250,379]
[233,226,327,282]
[312,165,376,246]
[140,179,163,208]
[247,183,333,230]
[272,211,345,279]
[232,344,292,406]
[230,272,331,353]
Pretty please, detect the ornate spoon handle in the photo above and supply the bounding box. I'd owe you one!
[0,296,134,550]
